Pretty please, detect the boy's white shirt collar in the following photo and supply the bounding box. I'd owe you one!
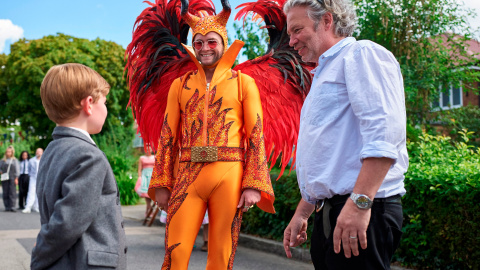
[67,127,96,145]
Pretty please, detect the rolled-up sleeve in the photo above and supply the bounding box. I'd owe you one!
[344,43,406,164]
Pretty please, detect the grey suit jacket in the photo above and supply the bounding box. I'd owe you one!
[31,127,127,270]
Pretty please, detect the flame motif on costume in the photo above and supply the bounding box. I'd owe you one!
[243,114,270,190]
[126,0,312,268]
[228,208,243,268]
[151,114,179,187]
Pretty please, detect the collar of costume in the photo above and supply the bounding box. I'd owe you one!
[182,40,244,82]
[183,8,230,52]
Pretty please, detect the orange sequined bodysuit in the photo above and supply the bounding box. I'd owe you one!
[148,40,275,270]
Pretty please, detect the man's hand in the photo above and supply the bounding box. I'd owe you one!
[332,157,393,258]
[237,188,261,212]
[283,199,315,258]
[283,215,308,258]
[154,187,171,211]
[333,199,371,258]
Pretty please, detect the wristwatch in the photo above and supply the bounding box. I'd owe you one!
[350,193,373,209]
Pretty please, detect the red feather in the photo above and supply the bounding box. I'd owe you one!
[234,0,315,178]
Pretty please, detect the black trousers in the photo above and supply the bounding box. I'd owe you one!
[18,174,30,209]
[311,194,403,270]
[1,178,17,210]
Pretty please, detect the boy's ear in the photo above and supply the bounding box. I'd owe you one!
[80,96,94,116]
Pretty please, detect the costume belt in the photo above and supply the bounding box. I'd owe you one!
[180,147,244,163]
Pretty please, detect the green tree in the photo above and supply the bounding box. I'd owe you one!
[0,33,132,146]
[353,0,480,126]
[0,53,8,123]
[234,18,268,60]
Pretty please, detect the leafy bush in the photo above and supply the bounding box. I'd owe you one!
[434,105,480,147]
[0,126,40,157]
[396,131,480,269]
[116,172,139,206]
[241,168,314,248]
[93,124,140,206]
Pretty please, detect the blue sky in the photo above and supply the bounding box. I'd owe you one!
[1,0,479,55]
[0,0,248,54]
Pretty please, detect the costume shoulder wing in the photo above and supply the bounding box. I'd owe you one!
[233,0,315,177]
[125,0,215,149]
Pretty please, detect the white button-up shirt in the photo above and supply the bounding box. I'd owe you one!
[296,37,408,204]
[28,157,40,180]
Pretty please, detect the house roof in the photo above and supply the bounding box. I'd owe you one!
[465,38,480,59]
[429,33,480,65]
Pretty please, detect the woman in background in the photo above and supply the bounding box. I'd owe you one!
[0,146,20,212]
[18,151,31,210]
[135,147,155,217]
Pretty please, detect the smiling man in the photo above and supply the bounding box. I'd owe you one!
[282,0,409,269]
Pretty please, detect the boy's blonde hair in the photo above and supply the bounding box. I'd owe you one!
[40,63,110,124]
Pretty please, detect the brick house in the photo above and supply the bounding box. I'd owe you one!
[432,37,480,110]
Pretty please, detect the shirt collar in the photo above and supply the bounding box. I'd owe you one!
[310,37,356,75]
[67,127,96,145]
[322,37,355,59]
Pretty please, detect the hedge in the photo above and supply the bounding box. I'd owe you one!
[94,126,139,206]
[396,131,480,269]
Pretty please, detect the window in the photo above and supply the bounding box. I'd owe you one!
[433,83,463,110]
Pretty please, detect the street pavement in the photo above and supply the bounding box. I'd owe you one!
[0,192,313,270]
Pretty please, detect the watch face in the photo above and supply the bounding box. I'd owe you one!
[356,195,371,209]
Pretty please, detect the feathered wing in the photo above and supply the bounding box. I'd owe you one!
[125,0,215,149]
[234,0,315,177]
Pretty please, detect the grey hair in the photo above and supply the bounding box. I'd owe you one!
[283,0,357,37]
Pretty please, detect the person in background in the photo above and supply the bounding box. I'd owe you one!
[18,150,31,210]
[0,146,20,212]
[282,0,408,269]
[23,148,43,213]
[135,147,155,217]
[200,222,209,252]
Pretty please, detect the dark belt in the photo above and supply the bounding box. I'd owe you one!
[315,194,402,238]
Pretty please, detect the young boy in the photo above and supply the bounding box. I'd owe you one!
[31,63,127,270]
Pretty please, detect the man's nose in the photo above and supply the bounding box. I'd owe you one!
[289,36,297,48]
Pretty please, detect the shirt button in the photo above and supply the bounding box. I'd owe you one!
[124,247,128,254]
[121,221,124,228]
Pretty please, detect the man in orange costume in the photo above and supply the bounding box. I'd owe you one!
[147,1,275,269]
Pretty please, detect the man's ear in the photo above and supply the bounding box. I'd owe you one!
[80,96,94,116]
[323,12,334,31]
